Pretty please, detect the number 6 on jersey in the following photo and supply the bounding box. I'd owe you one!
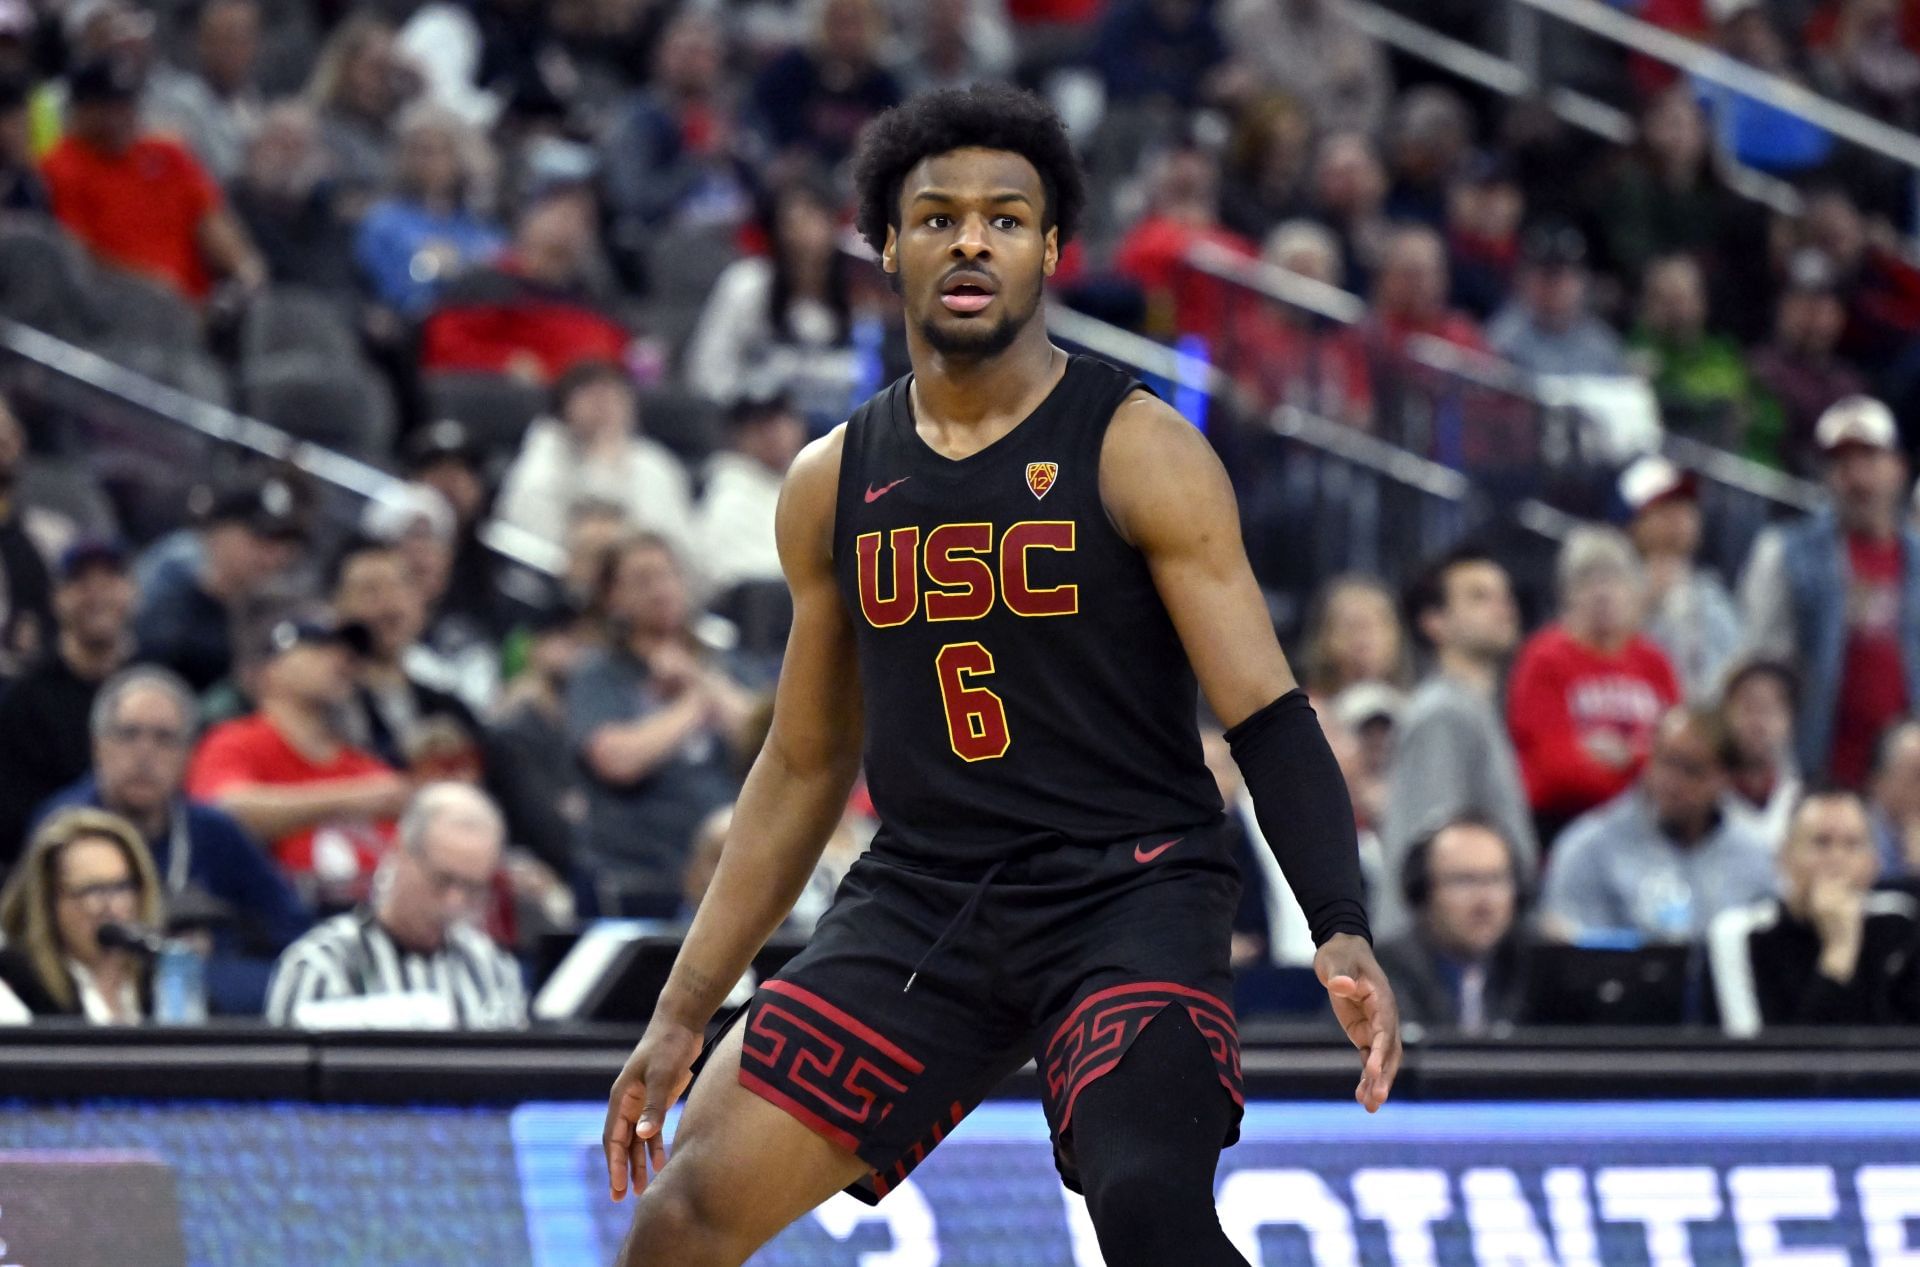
[935,641,1010,761]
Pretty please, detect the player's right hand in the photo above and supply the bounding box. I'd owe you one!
[604,1018,703,1202]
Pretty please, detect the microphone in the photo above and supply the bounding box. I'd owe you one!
[96,922,169,956]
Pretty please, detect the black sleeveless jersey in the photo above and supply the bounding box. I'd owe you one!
[832,354,1223,865]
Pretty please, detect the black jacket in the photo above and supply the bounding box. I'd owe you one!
[1373,928,1531,1033]
[1708,893,1920,1034]
[0,945,152,1020]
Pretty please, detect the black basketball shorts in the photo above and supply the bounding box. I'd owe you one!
[728,820,1245,1205]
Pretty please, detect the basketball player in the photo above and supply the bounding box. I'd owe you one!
[603,85,1401,1267]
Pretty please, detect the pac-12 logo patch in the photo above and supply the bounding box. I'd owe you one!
[1025,462,1058,500]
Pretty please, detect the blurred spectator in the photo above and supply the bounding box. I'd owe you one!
[1307,131,1390,294]
[29,0,157,152]
[1631,253,1755,448]
[1721,659,1803,849]
[1112,145,1256,341]
[1869,720,1920,880]
[305,13,416,198]
[354,102,504,318]
[265,782,525,1029]
[1487,221,1628,377]
[0,69,48,212]
[1813,0,1920,128]
[1620,456,1741,700]
[496,361,693,555]
[0,0,23,79]
[1365,223,1487,356]
[402,420,522,640]
[0,398,53,678]
[1217,220,1372,425]
[419,185,629,381]
[1378,548,1534,938]
[1372,816,1529,1033]
[898,0,1015,96]
[568,533,752,913]
[38,666,309,1015]
[547,498,631,623]
[0,807,162,1023]
[1540,705,1776,943]
[144,0,262,183]
[1299,572,1408,699]
[186,613,407,902]
[1750,249,1868,475]
[1741,396,1920,786]
[1216,94,1313,243]
[684,802,860,936]
[1709,788,1920,1035]
[1797,186,1920,373]
[1089,0,1226,110]
[696,387,808,594]
[328,535,480,773]
[600,13,756,238]
[686,176,865,422]
[42,54,266,301]
[750,0,901,166]
[1382,86,1473,228]
[1445,155,1524,321]
[1329,681,1400,841]
[357,482,497,713]
[227,101,358,293]
[0,541,134,867]
[1710,3,1834,174]
[1201,723,1312,967]
[135,478,305,693]
[1220,0,1389,135]
[1510,526,1682,846]
[485,607,587,879]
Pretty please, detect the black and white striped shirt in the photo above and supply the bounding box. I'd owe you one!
[265,911,527,1030]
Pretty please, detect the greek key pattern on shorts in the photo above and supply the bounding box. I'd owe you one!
[1042,981,1243,1134]
[737,980,927,1153]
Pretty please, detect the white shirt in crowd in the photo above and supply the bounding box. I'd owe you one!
[68,958,142,1026]
[266,912,527,1030]
[684,256,862,422]
[494,418,694,555]
[695,451,786,593]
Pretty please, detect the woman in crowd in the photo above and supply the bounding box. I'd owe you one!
[355,101,504,317]
[1300,572,1410,700]
[0,808,165,1023]
[306,14,418,202]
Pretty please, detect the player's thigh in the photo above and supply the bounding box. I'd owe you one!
[622,1020,870,1260]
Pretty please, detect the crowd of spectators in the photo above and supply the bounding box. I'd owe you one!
[2,0,1920,1039]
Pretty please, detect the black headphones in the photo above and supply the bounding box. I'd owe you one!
[1400,815,1530,913]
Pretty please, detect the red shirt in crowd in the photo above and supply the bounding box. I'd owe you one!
[42,133,220,299]
[1112,215,1256,341]
[186,714,397,882]
[419,257,630,382]
[1831,533,1910,787]
[1506,623,1682,822]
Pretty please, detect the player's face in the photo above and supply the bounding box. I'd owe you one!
[883,147,1058,360]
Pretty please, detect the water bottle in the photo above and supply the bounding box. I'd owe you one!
[153,939,207,1025]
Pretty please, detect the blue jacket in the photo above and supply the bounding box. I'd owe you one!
[1776,513,1920,779]
[37,778,312,1014]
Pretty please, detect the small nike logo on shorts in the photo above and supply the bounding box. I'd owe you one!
[865,477,911,503]
[1133,837,1183,864]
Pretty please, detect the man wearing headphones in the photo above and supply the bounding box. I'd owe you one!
[1372,815,1530,1033]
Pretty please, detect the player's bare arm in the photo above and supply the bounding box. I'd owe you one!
[1100,390,1403,1111]
[604,425,865,1200]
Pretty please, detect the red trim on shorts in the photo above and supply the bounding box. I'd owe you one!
[761,980,928,1073]
[738,1068,862,1154]
[1044,981,1242,1136]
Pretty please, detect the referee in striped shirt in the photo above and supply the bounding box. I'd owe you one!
[265,782,526,1028]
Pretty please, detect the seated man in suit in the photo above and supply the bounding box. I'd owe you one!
[1373,814,1530,1034]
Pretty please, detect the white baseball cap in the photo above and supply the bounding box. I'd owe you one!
[1618,454,1699,514]
[1815,395,1899,455]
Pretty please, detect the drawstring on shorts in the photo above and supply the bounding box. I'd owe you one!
[903,859,1007,992]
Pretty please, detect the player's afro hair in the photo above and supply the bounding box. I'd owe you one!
[851,85,1085,257]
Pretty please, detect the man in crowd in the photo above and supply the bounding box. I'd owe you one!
[1377,547,1534,938]
[1742,396,1920,787]
[695,385,807,596]
[187,612,408,904]
[403,419,523,641]
[568,533,750,915]
[1709,788,1920,1034]
[265,782,525,1029]
[1619,455,1741,700]
[1721,658,1802,849]
[1541,706,1776,942]
[1509,526,1682,847]
[41,53,264,301]
[750,0,901,166]
[143,0,263,183]
[1749,248,1865,475]
[0,541,134,866]
[39,665,309,1014]
[136,478,306,692]
[0,396,52,680]
[1373,816,1530,1033]
[1487,221,1628,377]
[1869,720,1920,882]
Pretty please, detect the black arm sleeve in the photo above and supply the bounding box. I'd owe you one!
[1224,689,1372,946]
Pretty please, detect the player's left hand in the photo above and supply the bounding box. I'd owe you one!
[1314,934,1401,1113]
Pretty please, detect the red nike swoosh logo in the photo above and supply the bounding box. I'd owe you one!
[1133,837,1183,864]
[864,477,910,503]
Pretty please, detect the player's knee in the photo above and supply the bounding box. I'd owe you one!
[627,1167,737,1261]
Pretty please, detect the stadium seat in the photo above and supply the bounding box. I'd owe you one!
[90,266,204,352]
[241,287,361,367]
[420,371,549,456]
[637,385,721,465]
[0,217,107,343]
[243,352,397,457]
